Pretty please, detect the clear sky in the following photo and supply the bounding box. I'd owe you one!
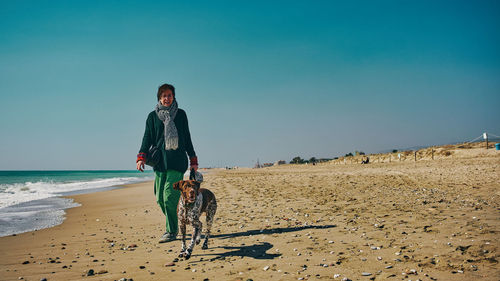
[0,0,499,170]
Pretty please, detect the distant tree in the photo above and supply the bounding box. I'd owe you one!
[333,157,339,160]
[354,150,366,156]
[309,157,317,164]
[290,156,305,164]
[392,149,398,153]
[345,152,353,157]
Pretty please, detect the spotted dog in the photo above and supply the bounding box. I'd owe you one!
[173,180,217,260]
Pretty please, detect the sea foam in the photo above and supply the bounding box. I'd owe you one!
[0,176,152,209]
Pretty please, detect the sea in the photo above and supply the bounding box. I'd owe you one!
[0,170,154,237]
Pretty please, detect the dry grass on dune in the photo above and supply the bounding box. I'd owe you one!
[329,141,498,164]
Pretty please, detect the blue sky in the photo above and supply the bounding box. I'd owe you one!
[0,0,499,169]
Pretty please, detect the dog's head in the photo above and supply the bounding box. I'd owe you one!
[173,180,201,204]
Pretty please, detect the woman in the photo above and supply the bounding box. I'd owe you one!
[136,83,198,243]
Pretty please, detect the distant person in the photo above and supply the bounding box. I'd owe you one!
[361,157,370,164]
[136,83,198,243]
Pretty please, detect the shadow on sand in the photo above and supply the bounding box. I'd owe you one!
[212,224,337,240]
[191,242,280,263]
[188,224,336,263]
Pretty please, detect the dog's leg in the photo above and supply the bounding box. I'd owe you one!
[184,220,201,260]
[195,221,203,245]
[178,222,187,258]
[202,200,217,250]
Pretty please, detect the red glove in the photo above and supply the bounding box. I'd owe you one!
[137,152,146,163]
[190,156,198,167]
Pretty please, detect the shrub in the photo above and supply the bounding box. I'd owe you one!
[290,156,305,164]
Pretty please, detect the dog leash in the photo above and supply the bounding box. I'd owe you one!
[189,168,196,180]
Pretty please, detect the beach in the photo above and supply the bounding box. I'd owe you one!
[0,145,499,281]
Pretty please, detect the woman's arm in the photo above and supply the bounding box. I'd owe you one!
[183,111,198,170]
[137,113,153,172]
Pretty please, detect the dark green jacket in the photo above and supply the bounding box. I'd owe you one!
[138,109,196,173]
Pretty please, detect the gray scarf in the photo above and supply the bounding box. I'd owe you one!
[155,100,179,150]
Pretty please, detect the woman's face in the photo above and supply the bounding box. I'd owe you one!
[159,90,174,107]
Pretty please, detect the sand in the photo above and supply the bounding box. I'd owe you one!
[1,144,499,281]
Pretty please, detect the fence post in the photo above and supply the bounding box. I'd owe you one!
[432,148,434,160]
[414,151,417,162]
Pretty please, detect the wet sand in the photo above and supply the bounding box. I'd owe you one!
[0,145,499,280]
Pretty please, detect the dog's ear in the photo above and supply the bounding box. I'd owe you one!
[173,181,182,190]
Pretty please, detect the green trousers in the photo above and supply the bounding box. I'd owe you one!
[154,170,184,234]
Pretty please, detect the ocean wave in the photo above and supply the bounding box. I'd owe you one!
[0,176,153,209]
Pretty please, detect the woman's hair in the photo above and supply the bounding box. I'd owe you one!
[157,83,176,100]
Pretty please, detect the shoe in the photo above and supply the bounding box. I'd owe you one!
[159,232,177,243]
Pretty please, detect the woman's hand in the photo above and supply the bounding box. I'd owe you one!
[189,157,198,172]
[137,160,145,172]
[190,164,198,172]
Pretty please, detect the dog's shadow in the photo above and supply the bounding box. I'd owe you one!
[191,241,280,264]
[188,224,336,264]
